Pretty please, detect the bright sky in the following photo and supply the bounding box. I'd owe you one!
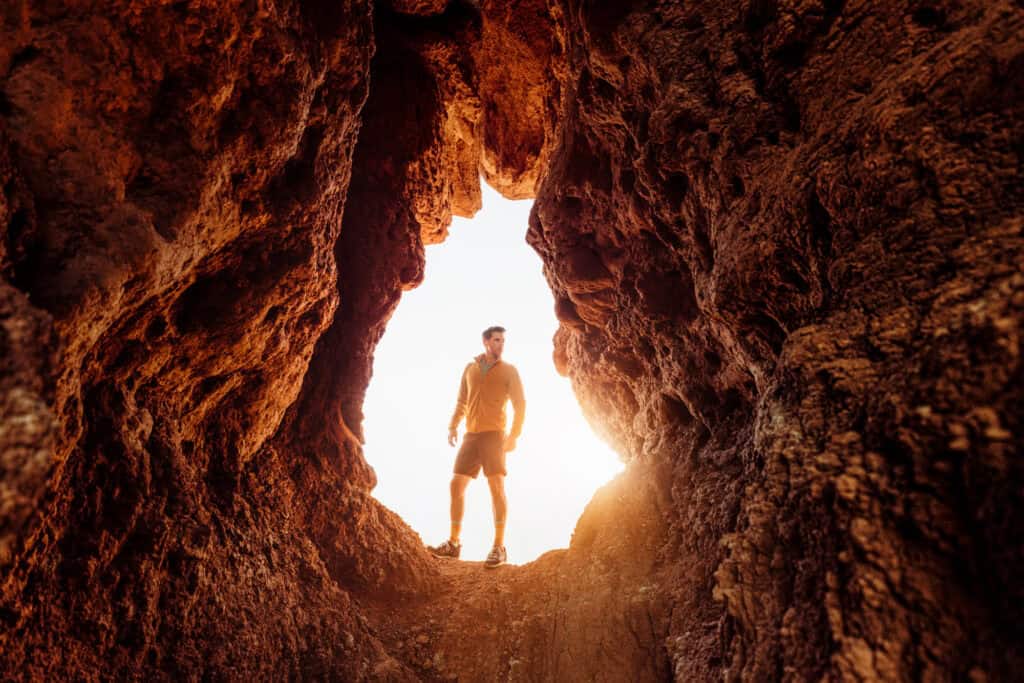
[362,183,624,565]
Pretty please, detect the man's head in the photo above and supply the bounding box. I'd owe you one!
[482,325,506,359]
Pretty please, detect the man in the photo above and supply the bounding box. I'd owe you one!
[428,325,525,568]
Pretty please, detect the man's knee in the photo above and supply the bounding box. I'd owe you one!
[486,474,505,495]
[450,474,470,496]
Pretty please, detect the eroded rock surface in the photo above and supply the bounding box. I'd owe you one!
[529,1,1024,679]
[0,1,404,678]
[0,0,1021,680]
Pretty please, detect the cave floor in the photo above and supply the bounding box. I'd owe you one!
[362,553,557,680]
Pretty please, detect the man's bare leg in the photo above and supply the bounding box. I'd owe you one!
[449,474,471,544]
[487,474,507,548]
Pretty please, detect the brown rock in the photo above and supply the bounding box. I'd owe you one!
[0,281,55,571]
[387,0,450,16]
[0,0,1021,681]
[0,1,413,679]
[528,1,1024,679]
[473,0,561,198]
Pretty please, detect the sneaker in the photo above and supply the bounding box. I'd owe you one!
[484,545,507,569]
[428,539,461,559]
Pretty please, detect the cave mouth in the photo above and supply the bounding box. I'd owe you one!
[362,183,624,565]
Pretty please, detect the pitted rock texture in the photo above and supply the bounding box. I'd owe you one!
[0,135,56,571]
[474,0,561,199]
[0,281,54,571]
[528,0,1024,679]
[0,1,413,679]
[0,0,1021,681]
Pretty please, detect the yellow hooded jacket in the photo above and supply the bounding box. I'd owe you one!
[448,354,525,438]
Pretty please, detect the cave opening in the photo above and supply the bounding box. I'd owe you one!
[2,0,1019,679]
[362,183,623,565]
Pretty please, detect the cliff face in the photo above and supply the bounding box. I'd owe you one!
[0,1,400,678]
[529,1,1024,679]
[1,0,1021,680]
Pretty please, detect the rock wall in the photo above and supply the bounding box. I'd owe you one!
[0,0,1021,680]
[0,1,408,678]
[529,0,1024,679]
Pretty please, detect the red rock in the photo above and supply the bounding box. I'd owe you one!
[528,1,1024,680]
[0,0,1021,680]
[387,0,450,16]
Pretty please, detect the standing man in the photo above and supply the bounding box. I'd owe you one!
[429,326,525,568]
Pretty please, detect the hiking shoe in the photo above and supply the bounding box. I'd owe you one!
[484,545,507,569]
[428,539,461,559]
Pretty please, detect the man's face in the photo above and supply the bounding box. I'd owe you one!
[484,332,505,358]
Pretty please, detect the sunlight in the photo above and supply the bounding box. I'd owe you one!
[362,184,624,565]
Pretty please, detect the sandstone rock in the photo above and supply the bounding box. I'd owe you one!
[0,1,413,679]
[0,281,54,571]
[0,0,1020,680]
[528,1,1024,679]
[474,0,561,198]
[387,0,450,16]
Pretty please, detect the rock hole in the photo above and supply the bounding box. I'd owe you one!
[774,42,807,70]
[554,296,584,327]
[297,305,323,332]
[585,2,632,36]
[824,0,845,18]
[194,374,229,402]
[665,172,690,206]
[683,13,705,31]
[270,124,324,207]
[745,0,778,34]
[778,258,811,294]
[745,311,787,356]
[565,136,613,193]
[619,167,636,195]
[113,341,145,370]
[719,388,746,418]
[10,46,41,70]
[263,305,283,325]
[911,7,947,29]
[730,175,746,197]
[661,393,694,425]
[636,267,699,323]
[808,188,833,257]
[5,206,36,286]
[173,241,311,334]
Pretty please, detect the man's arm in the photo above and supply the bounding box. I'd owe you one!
[504,368,526,451]
[448,366,468,446]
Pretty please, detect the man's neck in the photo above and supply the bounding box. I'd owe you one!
[483,352,500,364]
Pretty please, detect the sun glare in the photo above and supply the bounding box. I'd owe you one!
[362,184,624,565]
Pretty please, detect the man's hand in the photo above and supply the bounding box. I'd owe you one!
[503,435,517,453]
[448,429,458,447]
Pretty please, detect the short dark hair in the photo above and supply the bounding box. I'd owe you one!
[482,326,506,340]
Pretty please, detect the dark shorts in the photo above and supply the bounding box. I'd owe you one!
[453,431,506,479]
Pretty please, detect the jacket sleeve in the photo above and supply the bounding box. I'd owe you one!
[507,367,526,439]
[448,365,469,432]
